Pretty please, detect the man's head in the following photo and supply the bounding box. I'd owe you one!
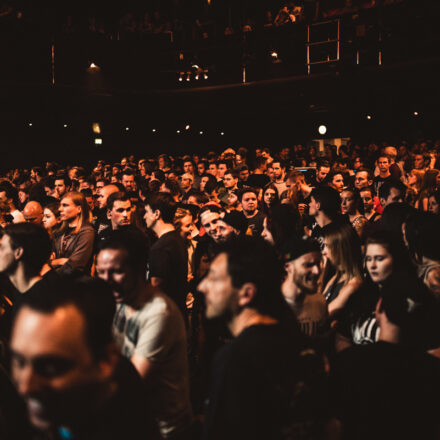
[121,169,136,192]
[54,175,71,199]
[413,152,426,170]
[217,161,228,179]
[281,238,322,296]
[377,155,390,176]
[96,231,148,304]
[208,162,218,178]
[271,160,285,181]
[239,188,258,215]
[96,184,119,210]
[216,211,247,242]
[144,192,176,229]
[200,205,222,242]
[360,187,375,212]
[10,277,117,431]
[238,165,249,182]
[0,180,20,209]
[0,223,51,277]
[23,201,44,225]
[106,192,132,230]
[354,168,373,190]
[327,171,344,192]
[183,159,195,175]
[316,161,331,182]
[379,179,406,208]
[198,236,284,322]
[309,186,341,220]
[223,169,238,190]
[179,173,194,192]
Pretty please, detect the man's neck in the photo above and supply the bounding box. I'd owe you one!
[9,265,42,294]
[228,308,278,337]
[243,209,258,219]
[275,176,285,184]
[315,212,332,228]
[153,221,175,238]
[379,171,390,179]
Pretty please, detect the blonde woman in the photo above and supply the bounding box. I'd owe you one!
[321,222,363,317]
[51,191,95,273]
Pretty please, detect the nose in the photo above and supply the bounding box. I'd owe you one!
[197,278,206,294]
[17,365,44,396]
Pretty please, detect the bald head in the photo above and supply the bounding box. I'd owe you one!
[23,201,43,225]
[97,184,119,209]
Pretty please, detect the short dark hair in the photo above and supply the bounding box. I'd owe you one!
[238,187,258,201]
[106,191,131,211]
[54,173,72,188]
[224,169,239,179]
[18,275,115,360]
[98,229,148,275]
[218,236,285,319]
[145,192,176,223]
[121,168,135,177]
[310,186,341,220]
[2,223,51,274]
[0,181,19,207]
[356,167,373,181]
[185,189,209,205]
[378,178,406,200]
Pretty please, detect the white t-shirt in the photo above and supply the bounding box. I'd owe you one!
[113,291,192,438]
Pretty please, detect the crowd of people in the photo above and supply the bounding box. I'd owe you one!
[0,138,440,439]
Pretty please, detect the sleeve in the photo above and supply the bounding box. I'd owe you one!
[59,227,95,273]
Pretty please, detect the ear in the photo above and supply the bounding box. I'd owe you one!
[316,201,321,211]
[106,209,111,220]
[14,246,24,261]
[237,282,257,308]
[153,209,161,220]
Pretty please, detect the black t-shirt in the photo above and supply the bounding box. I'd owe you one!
[330,341,440,440]
[203,323,327,440]
[148,230,188,312]
[373,175,392,196]
[245,211,265,237]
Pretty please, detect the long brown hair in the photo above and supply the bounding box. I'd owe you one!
[322,222,363,280]
[56,191,91,236]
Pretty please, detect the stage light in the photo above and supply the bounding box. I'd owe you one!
[366,115,372,120]
[92,123,101,134]
[94,138,103,145]
[178,76,183,82]
[63,124,68,128]
[177,130,181,134]
[318,125,327,135]
[152,128,156,132]
[125,127,130,131]
[186,73,190,82]
[195,74,200,80]
[204,73,208,80]
[89,62,98,69]
[28,122,32,127]
[185,125,190,130]
[271,51,278,59]
[221,132,225,136]
[413,111,419,116]
[199,131,203,135]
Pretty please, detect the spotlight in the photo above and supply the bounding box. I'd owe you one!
[178,77,183,82]
[63,124,68,128]
[186,73,190,82]
[89,62,98,69]
[366,115,372,120]
[185,125,190,130]
[152,128,156,133]
[203,72,208,80]
[28,122,33,127]
[195,74,200,80]
[221,132,225,136]
[125,127,130,131]
[318,125,327,135]
[271,51,278,59]
[177,130,181,134]
[199,131,203,135]
[94,138,103,145]
[413,111,419,116]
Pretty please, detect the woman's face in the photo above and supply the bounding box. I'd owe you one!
[365,243,393,285]
[42,208,59,230]
[340,190,356,215]
[261,217,274,244]
[59,197,81,223]
[263,188,276,206]
[322,239,333,265]
[179,215,194,240]
[428,196,439,215]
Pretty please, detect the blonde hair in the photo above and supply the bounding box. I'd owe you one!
[173,207,192,231]
[56,191,91,236]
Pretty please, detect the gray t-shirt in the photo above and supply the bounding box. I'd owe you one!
[113,291,192,438]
